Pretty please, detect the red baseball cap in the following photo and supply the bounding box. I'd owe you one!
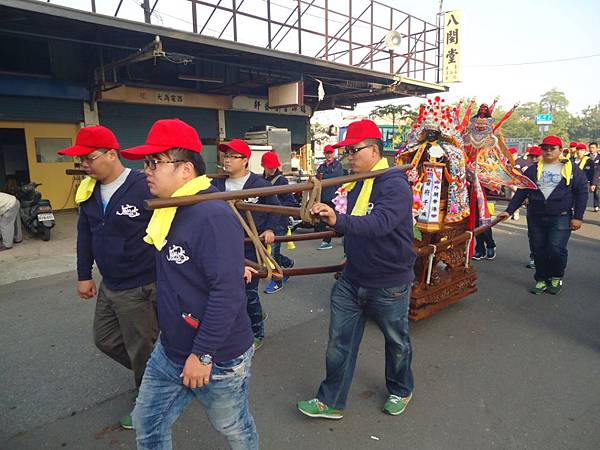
[569,141,578,148]
[540,136,563,148]
[508,147,518,155]
[261,151,281,169]
[527,146,542,156]
[121,119,202,160]
[324,144,335,154]
[58,125,120,156]
[576,143,587,150]
[218,139,251,159]
[333,119,382,148]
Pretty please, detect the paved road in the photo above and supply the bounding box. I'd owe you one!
[1,207,599,449]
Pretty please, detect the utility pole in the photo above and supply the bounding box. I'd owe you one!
[143,0,152,24]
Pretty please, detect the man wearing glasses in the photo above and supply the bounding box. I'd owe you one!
[58,126,158,430]
[500,136,588,295]
[212,139,279,351]
[297,119,416,419]
[121,119,257,449]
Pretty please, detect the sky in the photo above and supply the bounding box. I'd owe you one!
[42,0,600,122]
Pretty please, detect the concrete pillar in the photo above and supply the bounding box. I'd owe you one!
[83,102,100,126]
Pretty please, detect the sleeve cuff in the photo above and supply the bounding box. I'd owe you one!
[333,212,348,234]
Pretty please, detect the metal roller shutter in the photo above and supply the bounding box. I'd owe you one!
[98,102,219,170]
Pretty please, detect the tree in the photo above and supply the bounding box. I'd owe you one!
[310,122,330,145]
[540,88,569,113]
[369,104,413,144]
[569,104,600,141]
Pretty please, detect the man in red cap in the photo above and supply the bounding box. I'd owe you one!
[566,141,578,160]
[58,125,158,429]
[212,139,280,350]
[574,143,595,184]
[500,135,588,295]
[314,144,344,250]
[297,119,416,419]
[519,146,542,269]
[261,151,297,294]
[121,119,258,449]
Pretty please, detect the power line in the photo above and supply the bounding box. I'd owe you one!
[466,53,600,68]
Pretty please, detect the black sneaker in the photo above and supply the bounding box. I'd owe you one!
[486,248,496,260]
[472,252,485,260]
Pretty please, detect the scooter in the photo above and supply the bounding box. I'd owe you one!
[16,182,55,241]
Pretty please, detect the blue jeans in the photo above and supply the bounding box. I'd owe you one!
[132,343,258,450]
[245,247,264,339]
[271,225,293,269]
[527,213,572,281]
[316,275,414,410]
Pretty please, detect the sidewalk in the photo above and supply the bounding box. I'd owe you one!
[0,210,78,286]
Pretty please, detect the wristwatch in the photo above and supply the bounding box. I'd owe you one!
[196,354,213,365]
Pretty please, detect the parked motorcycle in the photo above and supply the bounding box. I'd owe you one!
[16,182,55,241]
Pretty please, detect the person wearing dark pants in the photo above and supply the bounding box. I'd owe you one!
[58,126,158,429]
[212,139,279,351]
[588,142,600,212]
[121,119,257,449]
[261,151,297,294]
[473,228,496,260]
[297,119,416,419]
[315,144,344,250]
[501,135,588,295]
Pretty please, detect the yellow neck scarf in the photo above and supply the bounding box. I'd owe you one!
[75,177,97,204]
[343,158,389,216]
[578,156,589,170]
[144,175,212,250]
[537,159,572,186]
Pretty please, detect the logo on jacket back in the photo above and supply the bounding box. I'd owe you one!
[116,204,140,218]
[166,245,190,265]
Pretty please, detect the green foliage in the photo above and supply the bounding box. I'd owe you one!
[481,89,597,142]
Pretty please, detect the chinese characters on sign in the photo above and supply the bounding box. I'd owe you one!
[443,10,461,83]
[155,92,185,104]
[231,96,312,116]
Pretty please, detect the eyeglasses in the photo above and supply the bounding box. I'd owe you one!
[76,150,109,164]
[346,145,373,156]
[223,154,246,160]
[143,159,187,170]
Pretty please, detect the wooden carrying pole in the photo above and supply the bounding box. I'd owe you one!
[144,165,413,210]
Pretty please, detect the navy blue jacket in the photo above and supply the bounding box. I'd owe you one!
[316,159,344,203]
[334,168,416,288]
[212,172,280,235]
[592,153,600,185]
[264,170,298,230]
[77,170,155,291]
[506,162,588,220]
[575,156,595,183]
[156,186,253,365]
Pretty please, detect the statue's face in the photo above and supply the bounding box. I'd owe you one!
[474,118,489,132]
[478,104,489,117]
[425,130,440,142]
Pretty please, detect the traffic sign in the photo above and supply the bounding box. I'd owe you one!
[536,114,553,125]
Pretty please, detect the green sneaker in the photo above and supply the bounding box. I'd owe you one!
[120,413,134,430]
[530,281,547,295]
[547,278,563,295]
[383,394,412,416]
[253,337,263,351]
[297,398,343,420]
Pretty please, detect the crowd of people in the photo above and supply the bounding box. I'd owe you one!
[55,118,414,449]
[16,111,588,449]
